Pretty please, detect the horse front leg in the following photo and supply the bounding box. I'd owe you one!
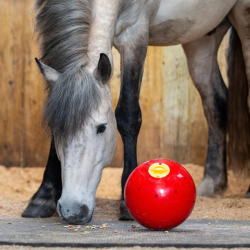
[182,20,230,197]
[22,140,62,218]
[115,30,148,220]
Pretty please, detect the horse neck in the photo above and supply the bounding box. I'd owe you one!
[86,0,121,73]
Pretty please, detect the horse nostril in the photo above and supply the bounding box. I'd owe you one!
[77,205,89,221]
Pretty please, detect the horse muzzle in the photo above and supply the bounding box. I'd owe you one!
[57,200,93,224]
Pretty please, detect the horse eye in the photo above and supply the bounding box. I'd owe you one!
[97,125,106,134]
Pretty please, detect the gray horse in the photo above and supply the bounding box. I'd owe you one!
[22,0,250,224]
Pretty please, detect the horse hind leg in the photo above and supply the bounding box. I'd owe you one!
[22,140,62,218]
[182,19,231,197]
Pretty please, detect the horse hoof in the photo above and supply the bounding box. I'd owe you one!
[119,211,133,221]
[22,200,56,218]
[119,200,133,221]
[245,191,250,198]
[197,176,227,197]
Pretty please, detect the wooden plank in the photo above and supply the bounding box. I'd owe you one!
[137,47,164,164]
[110,48,123,168]
[218,33,229,86]
[22,0,50,167]
[161,45,195,164]
[0,0,25,167]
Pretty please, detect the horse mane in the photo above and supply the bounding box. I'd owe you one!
[35,0,92,72]
[35,0,101,141]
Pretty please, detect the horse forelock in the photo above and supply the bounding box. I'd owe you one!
[42,66,101,142]
[35,0,100,141]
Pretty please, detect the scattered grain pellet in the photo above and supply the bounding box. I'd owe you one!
[96,226,100,228]
[77,225,81,228]
[136,225,140,228]
[132,225,136,229]
[107,226,111,228]
[57,223,61,225]
[64,226,69,228]
[36,234,43,236]
[165,231,169,233]
[74,229,78,231]
[114,230,118,233]
[7,222,12,224]
[41,226,45,228]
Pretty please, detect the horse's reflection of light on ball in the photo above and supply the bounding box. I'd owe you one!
[125,159,196,230]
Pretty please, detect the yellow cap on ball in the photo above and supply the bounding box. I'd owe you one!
[148,163,170,178]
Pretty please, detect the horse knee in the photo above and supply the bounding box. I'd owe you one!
[115,104,142,138]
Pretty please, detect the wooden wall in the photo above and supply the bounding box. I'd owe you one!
[0,0,228,168]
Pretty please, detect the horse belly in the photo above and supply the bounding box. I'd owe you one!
[149,0,237,46]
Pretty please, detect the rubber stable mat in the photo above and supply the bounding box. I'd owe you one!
[0,218,250,248]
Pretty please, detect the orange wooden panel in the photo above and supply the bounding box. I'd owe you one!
[0,0,25,167]
[22,0,49,167]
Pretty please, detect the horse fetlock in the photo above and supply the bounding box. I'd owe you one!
[119,200,133,221]
[197,175,227,197]
[29,197,57,209]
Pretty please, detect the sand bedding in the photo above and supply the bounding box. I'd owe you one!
[1,164,250,221]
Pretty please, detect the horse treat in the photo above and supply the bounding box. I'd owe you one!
[125,159,196,230]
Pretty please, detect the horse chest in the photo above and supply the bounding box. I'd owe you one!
[148,0,237,46]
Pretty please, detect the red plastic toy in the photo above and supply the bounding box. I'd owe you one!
[124,159,196,230]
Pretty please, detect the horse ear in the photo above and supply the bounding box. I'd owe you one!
[35,58,61,84]
[96,53,112,82]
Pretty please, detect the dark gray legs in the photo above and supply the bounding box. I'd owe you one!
[183,20,230,196]
[115,34,148,220]
[22,140,62,218]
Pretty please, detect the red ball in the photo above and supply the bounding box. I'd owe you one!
[124,159,196,230]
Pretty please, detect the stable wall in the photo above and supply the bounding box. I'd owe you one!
[0,0,228,167]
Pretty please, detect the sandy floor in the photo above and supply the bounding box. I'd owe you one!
[1,164,250,250]
[1,164,250,221]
